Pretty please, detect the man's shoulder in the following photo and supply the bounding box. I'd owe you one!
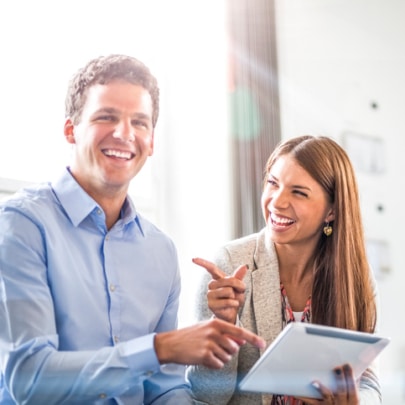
[0,182,58,234]
[135,213,176,245]
[1,182,53,212]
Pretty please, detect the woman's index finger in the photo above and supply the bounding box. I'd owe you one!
[192,257,226,280]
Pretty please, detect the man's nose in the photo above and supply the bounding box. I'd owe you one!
[113,120,135,142]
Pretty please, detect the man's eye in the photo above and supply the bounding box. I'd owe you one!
[132,120,149,129]
[97,115,115,122]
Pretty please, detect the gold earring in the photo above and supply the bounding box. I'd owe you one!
[323,222,332,236]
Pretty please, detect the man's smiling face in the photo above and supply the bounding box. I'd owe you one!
[64,80,154,198]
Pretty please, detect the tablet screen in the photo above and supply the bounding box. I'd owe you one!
[238,322,390,398]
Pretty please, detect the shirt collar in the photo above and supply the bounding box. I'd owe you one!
[51,167,142,232]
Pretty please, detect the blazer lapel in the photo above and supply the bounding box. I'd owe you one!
[251,229,283,352]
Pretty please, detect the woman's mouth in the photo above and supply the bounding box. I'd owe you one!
[270,213,295,227]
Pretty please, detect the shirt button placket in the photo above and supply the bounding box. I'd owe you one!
[104,232,120,346]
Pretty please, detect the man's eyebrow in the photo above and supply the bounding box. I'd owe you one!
[131,112,152,121]
[93,107,117,114]
[93,108,152,121]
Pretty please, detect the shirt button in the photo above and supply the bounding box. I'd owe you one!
[97,209,102,215]
[99,393,107,399]
[114,336,119,343]
[110,284,116,292]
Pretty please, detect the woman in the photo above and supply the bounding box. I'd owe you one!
[187,135,381,405]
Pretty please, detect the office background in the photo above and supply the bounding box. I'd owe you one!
[0,0,403,402]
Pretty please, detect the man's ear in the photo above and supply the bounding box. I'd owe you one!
[148,130,155,156]
[64,118,76,144]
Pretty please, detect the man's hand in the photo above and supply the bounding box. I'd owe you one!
[154,318,266,369]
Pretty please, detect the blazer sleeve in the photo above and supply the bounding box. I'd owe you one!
[187,246,245,405]
[359,272,383,404]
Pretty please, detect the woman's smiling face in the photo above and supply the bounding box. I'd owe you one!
[261,154,334,247]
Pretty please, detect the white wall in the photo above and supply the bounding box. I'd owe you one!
[275,1,405,403]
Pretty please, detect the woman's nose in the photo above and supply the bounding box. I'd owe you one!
[271,189,289,208]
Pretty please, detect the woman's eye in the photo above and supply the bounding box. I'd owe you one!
[267,179,277,186]
[293,190,308,197]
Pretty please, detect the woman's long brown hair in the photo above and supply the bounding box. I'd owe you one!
[264,135,376,332]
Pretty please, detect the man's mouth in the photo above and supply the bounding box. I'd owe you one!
[103,149,134,160]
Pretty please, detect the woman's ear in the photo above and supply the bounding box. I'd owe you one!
[64,118,76,144]
[325,207,335,223]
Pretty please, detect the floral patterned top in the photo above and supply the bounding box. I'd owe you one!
[270,283,311,405]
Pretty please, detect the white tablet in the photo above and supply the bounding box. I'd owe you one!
[238,322,390,399]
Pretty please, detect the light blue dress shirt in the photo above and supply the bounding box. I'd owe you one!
[0,168,193,404]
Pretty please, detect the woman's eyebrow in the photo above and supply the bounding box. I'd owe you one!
[269,174,311,191]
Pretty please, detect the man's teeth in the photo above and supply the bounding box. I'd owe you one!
[104,149,132,159]
[271,214,294,225]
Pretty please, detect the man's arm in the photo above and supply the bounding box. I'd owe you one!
[0,209,189,404]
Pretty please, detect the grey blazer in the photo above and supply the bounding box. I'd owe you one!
[187,228,382,405]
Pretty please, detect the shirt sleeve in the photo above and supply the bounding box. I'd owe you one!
[0,207,192,404]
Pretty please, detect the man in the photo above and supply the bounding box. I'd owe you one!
[0,54,265,404]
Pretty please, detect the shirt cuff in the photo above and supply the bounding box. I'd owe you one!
[118,333,161,376]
